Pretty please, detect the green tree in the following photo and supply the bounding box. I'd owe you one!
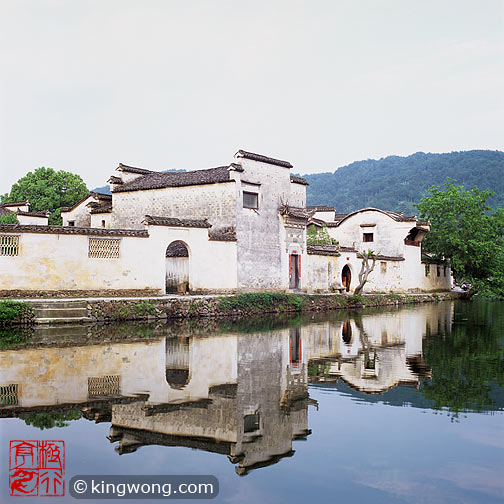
[1,167,88,225]
[416,181,504,297]
[306,224,338,246]
[420,300,504,419]
[19,410,82,430]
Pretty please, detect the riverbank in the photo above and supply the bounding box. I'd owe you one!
[1,291,467,325]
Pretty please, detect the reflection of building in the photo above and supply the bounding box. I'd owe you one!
[305,303,454,393]
[0,302,455,473]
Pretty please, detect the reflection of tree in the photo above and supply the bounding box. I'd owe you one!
[420,301,504,418]
[353,316,376,370]
[20,410,82,430]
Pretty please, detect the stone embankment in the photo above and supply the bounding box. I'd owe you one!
[2,291,467,325]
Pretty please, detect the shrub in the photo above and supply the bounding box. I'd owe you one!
[0,300,34,326]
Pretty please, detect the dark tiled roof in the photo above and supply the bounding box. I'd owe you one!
[61,192,111,213]
[307,217,326,227]
[340,246,357,253]
[143,215,211,228]
[330,208,417,227]
[0,224,148,237]
[0,200,29,207]
[279,205,310,220]
[235,150,293,168]
[116,163,154,175]
[307,245,340,256]
[16,210,50,217]
[290,175,309,185]
[90,202,112,214]
[376,255,405,262]
[108,176,123,184]
[306,205,335,212]
[208,226,237,242]
[416,220,430,226]
[113,165,241,193]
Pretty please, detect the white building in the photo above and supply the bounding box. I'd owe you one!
[0,149,450,296]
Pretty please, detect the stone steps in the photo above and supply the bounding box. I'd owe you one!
[28,300,90,324]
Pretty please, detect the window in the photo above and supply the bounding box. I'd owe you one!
[243,191,258,209]
[88,238,120,258]
[437,266,441,277]
[0,235,19,256]
[88,375,120,398]
[101,220,106,228]
[380,261,387,273]
[0,384,18,405]
[425,264,430,277]
[68,221,75,227]
[244,413,260,433]
[363,233,374,242]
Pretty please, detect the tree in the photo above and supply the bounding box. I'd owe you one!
[19,410,82,430]
[353,249,377,295]
[1,167,88,225]
[416,181,504,296]
[306,224,338,246]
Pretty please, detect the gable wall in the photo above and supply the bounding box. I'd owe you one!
[328,211,413,257]
[61,195,95,227]
[235,160,296,290]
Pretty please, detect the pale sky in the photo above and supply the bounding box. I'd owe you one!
[1,0,503,193]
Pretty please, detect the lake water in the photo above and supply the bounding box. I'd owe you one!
[1,300,503,503]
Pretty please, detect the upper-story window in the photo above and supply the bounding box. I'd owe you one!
[68,221,75,227]
[363,233,374,242]
[243,192,258,209]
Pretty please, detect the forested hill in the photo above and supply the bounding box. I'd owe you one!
[302,150,504,214]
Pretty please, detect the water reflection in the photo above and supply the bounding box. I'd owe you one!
[1,300,503,478]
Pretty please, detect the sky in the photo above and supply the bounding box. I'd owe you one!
[1,0,503,193]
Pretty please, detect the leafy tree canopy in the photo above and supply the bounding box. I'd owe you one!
[19,410,82,430]
[1,167,88,225]
[416,181,504,297]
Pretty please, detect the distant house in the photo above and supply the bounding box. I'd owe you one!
[0,200,50,225]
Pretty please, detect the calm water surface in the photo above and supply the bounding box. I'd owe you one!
[1,300,503,503]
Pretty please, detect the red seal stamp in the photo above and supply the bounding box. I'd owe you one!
[9,440,65,497]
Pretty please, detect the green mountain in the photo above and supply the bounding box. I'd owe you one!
[303,150,504,214]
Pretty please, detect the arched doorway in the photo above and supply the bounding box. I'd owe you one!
[342,265,351,292]
[166,337,191,390]
[166,241,189,294]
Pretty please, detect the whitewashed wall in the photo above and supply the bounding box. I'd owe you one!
[90,213,112,228]
[0,231,161,292]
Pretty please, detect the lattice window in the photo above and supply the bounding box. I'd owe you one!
[88,375,120,397]
[0,235,19,256]
[0,384,18,405]
[88,238,120,259]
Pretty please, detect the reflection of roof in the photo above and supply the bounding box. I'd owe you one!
[235,149,293,168]
[0,224,148,237]
[114,165,243,193]
[143,215,211,228]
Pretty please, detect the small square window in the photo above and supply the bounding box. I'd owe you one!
[244,413,260,433]
[243,192,258,209]
[363,233,374,242]
[68,221,75,227]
